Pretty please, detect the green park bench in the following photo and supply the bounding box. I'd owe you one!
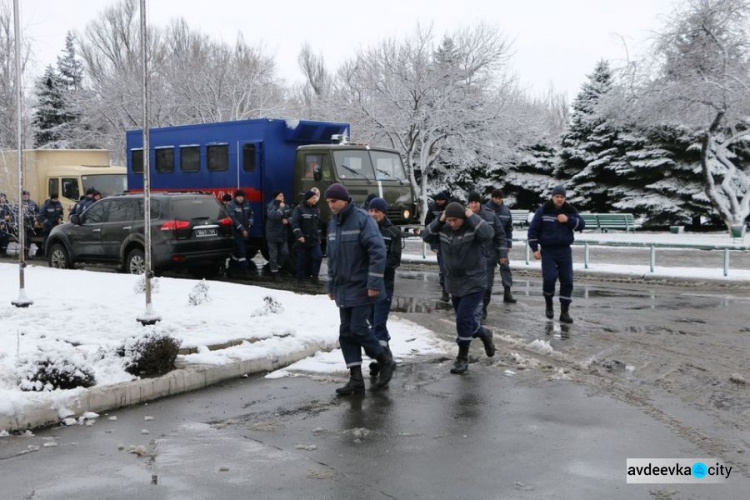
[580,213,640,232]
[510,209,531,227]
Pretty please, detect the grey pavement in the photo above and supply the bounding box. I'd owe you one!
[1,361,748,500]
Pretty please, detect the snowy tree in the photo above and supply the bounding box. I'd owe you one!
[558,60,619,212]
[608,0,750,233]
[32,66,71,148]
[57,31,84,91]
[0,1,31,150]
[329,25,516,222]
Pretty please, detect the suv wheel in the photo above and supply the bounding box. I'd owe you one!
[125,248,146,275]
[48,243,72,269]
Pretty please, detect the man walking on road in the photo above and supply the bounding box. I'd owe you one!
[527,185,585,323]
[468,192,507,322]
[366,197,402,379]
[226,190,254,277]
[421,201,496,374]
[485,189,516,303]
[325,184,396,395]
[265,191,292,279]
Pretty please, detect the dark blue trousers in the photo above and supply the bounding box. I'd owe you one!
[339,304,383,367]
[437,251,446,290]
[451,291,485,347]
[296,244,322,280]
[232,231,249,269]
[541,246,574,303]
[370,284,394,346]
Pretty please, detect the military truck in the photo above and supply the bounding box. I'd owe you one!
[125,119,418,258]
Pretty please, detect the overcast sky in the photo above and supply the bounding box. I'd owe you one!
[21,0,677,99]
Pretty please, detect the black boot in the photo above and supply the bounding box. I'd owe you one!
[374,349,396,389]
[450,345,470,374]
[545,296,554,319]
[503,286,517,303]
[369,345,392,379]
[559,302,573,324]
[336,366,365,395]
[441,289,450,303]
[479,327,496,357]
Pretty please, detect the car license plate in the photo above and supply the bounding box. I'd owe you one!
[194,228,218,238]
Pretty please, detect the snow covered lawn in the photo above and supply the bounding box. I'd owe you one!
[0,263,447,430]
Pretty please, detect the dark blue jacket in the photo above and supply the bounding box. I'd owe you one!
[527,200,585,252]
[327,202,386,308]
[39,199,64,227]
[72,196,95,218]
[265,200,292,243]
[484,200,513,248]
[377,216,402,289]
[22,199,38,228]
[424,201,448,250]
[421,213,494,297]
[226,199,254,232]
[476,206,507,262]
[291,201,321,247]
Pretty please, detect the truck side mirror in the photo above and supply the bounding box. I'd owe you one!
[313,165,322,182]
[70,214,80,225]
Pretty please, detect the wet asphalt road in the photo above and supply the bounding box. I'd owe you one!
[1,255,749,498]
[2,363,749,500]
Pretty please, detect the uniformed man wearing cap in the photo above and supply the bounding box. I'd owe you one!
[226,189,254,276]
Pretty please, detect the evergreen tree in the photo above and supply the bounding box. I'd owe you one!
[558,60,618,212]
[32,66,71,148]
[503,141,558,209]
[57,32,84,91]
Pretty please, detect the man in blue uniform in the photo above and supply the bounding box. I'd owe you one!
[527,186,585,323]
[424,190,451,302]
[484,189,516,303]
[291,190,323,283]
[226,190,254,276]
[38,193,64,255]
[326,184,396,395]
[422,201,496,374]
[265,191,292,279]
[366,197,402,379]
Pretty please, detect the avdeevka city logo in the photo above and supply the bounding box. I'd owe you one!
[691,462,707,479]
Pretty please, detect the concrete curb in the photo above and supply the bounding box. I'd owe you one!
[0,338,337,432]
[401,256,750,287]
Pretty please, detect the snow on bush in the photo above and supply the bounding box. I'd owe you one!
[251,295,284,317]
[188,280,211,306]
[133,275,160,295]
[118,330,181,378]
[16,341,96,391]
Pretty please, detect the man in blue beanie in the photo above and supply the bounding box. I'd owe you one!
[527,185,585,323]
[325,184,396,394]
[366,196,402,379]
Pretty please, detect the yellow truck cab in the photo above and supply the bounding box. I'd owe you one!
[0,149,126,219]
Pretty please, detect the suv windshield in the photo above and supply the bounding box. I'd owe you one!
[171,198,225,220]
[333,150,375,180]
[371,151,407,181]
[82,174,127,198]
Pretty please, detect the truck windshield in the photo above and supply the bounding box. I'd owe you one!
[333,150,375,180]
[82,174,127,198]
[371,151,407,181]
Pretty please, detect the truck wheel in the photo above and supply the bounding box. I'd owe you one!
[125,248,146,275]
[48,243,73,269]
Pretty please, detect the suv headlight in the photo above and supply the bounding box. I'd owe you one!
[403,209,410,220]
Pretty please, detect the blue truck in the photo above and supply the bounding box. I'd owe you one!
[126,118,418,258]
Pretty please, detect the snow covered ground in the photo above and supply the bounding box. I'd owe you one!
[0,263,447,430]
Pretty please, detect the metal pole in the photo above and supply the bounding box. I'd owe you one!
[649,245,655,273]
[11,0,31,308]
[137,0,159,325]
[584,242,589,269]
[525,243,530,265]
[723,248,729,277]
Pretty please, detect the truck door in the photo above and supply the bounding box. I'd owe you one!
[238,141,263,238]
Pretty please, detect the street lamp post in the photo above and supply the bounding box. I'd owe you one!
[136,0,160,326]
[11,0,32,308]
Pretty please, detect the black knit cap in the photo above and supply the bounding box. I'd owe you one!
[552,185,566,197]
[491,188,504,199]
[434,190,449,201]
[324,183,350,202]
[467,192,482,203]
[272,190,283,199]
[222,194,232,202]
[234,189,246,198]
[444,202,466,220]
[304,190,316,201]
